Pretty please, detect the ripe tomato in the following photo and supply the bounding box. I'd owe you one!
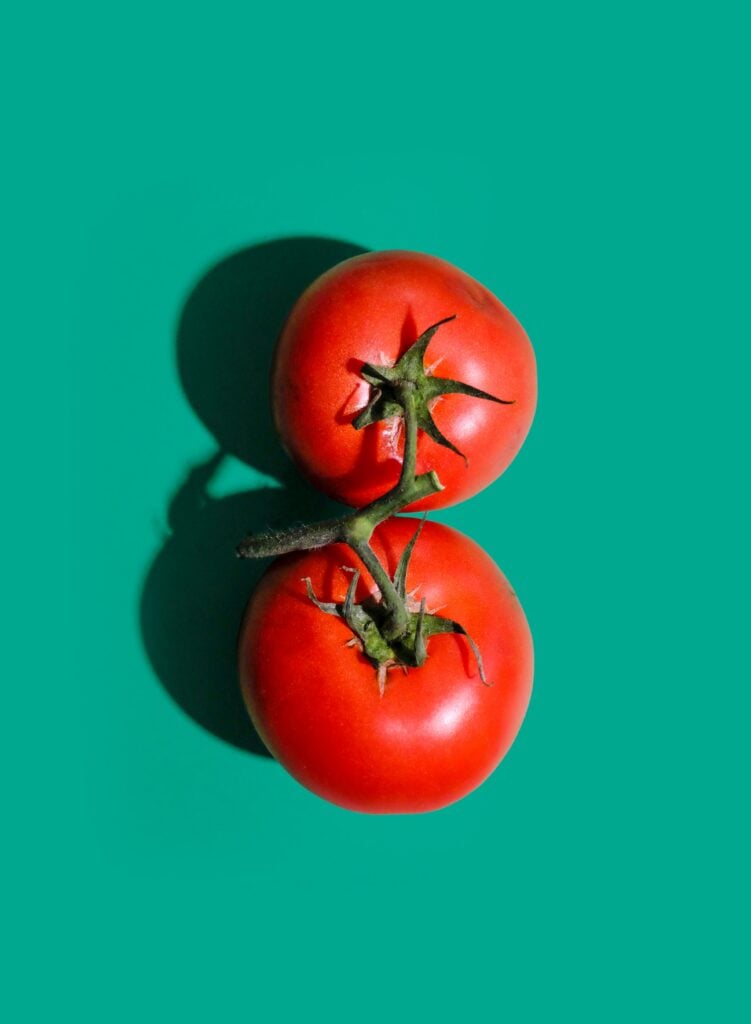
[238,518,533,813]
[272,250,537,511]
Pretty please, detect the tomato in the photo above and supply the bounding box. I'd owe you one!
[238,517,533,814]
[271,250,537,511]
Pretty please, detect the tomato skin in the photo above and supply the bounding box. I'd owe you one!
[238,518,533,814]
[272,250,537,511]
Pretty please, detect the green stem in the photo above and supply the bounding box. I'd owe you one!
[341,385,438,534]
[236,382,442,636]
[397,382,418,484]
[237,385,442,559]
[349,538,409,641]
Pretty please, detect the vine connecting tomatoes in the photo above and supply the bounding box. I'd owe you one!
[236,248,536,814]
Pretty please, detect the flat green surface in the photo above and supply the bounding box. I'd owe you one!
[3,2,748,1020]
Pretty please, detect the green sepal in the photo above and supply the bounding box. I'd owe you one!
[303,578,337,615]
[419,614,489,685]
[422,375,513,404]
[393,515,426,600]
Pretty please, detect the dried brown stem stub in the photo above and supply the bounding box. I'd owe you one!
[237,313,506,687]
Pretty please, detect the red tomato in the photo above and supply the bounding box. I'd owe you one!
[238,518,533,813]
[272,250,537,510]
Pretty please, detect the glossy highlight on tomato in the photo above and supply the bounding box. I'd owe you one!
[238,518,533,814]
[272,250,537,511]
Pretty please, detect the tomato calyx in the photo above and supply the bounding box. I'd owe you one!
[353,315,514,464]
[303,519,488,695]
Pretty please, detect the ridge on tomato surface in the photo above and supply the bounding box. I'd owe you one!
[271,250,537,511]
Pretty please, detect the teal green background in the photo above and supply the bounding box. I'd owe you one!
[4,2,748,1020]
